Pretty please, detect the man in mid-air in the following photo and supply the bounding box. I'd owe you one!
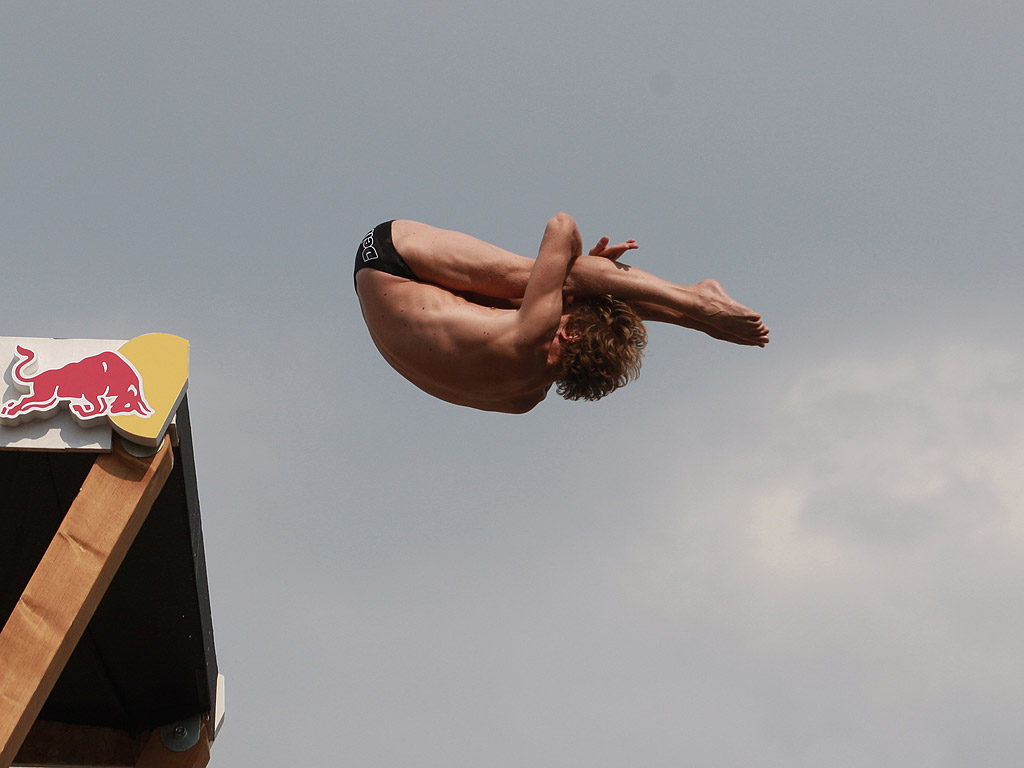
[355,213,769,413]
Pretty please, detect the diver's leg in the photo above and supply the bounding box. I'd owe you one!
[390,220,534,298]
[390,220,769,346]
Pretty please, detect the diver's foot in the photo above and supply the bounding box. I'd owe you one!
[690,279,769,346]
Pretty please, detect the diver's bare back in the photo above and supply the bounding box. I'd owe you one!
[355,269,552,413]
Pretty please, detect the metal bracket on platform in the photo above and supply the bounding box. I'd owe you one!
[119,420,179,457]
[120,437,162,458]
[159,713,203,752]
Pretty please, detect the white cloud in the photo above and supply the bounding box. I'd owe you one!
[632,345,1024,695]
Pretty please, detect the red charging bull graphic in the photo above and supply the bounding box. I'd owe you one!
[0,345,154,426]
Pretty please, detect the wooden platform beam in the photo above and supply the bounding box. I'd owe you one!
[12,720,145,767]
[0,438,173,768]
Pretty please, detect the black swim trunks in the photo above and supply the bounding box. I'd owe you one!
[354,220,419,289]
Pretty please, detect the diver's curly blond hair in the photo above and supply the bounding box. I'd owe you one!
[556,295,647,402]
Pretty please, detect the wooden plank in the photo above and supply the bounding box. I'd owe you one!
[134,718,210,768]
[12,720,144,767]
[0,438,173,768]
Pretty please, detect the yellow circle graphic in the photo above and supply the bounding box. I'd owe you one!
[110,333,189,446]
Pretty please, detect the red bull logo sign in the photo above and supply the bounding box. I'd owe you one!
[1,346,153,425]
[0,334,189,450]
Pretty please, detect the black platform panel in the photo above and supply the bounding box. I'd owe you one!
[0,397,218,735]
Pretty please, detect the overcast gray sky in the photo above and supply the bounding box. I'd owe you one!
[4,1,1023,765]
